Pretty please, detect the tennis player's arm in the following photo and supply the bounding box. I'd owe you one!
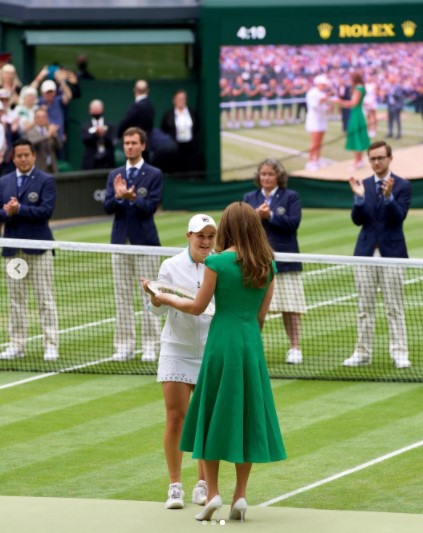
[157,266,217,315]
[258,277,275,330]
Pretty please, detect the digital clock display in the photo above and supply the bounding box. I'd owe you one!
[237,26,267,40]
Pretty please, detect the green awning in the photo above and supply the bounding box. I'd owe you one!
[24,29,195,46]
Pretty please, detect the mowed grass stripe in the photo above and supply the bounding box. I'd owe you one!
[0,375,150,424]
[0,379,160,449]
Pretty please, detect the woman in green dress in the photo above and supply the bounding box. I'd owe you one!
[335,71,370,170]
[150,202,287,522]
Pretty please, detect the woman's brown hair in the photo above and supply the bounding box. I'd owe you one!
[216,202,274,288]
[253,158,288,189]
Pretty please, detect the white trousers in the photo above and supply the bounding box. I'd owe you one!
[5,251,58,351]
[112,253,161,356]
[354,251,408,359]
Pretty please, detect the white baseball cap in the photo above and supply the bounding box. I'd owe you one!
[314,74,330,85]
[41,80,57,93]
[187,214,217,233]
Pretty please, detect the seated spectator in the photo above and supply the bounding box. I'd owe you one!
[31,66,73,146]
[81,99,116,170]
[161,90,199,175]
[0,63,22,108]
[25,107,61,173]
[12,86,39,135]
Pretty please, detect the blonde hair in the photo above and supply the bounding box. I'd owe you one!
[216,202,274,288]
[0,63,21,87]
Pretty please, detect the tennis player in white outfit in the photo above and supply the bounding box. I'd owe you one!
[143,214,217,510]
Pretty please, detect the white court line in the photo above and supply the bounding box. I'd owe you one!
[222,130,336,164]
[0,356,115,390]
[259,439,423,506]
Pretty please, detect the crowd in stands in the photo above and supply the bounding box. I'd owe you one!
[219,43,423,130]
[0,55,200,177]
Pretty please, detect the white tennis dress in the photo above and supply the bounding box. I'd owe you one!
[305,86,328,132]
[149,248,212,384]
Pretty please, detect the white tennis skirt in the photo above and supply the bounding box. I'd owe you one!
[157,353,203,384]
[270,272,307,313]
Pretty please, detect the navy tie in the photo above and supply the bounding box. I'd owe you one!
[18,174,28,189]
[376,181,383,206]
[127,167,137,186]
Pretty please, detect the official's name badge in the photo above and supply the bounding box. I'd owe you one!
[28,192,39,203]
[276,206,286,215]
[137,187,148,198]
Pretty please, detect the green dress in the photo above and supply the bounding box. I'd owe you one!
[180,252,287,463]
[346,85,370,151]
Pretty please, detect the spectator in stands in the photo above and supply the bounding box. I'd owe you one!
[12,86,39,136]
[344,141,411,370]
[219,77,232,129]
[161,90,199,175]
[141,214,217,510]
[81,99,116,170]
[104,127,162,362]
[31,66,73,145]
[0,63,22,108]
[76,54,95,80]
[25,107,61,174]
[0,102,6,169]
[305,74,331,171]
[243,158,306,365]
[0,88,19,175]
[118,79,155,139]
[0,138,59,362]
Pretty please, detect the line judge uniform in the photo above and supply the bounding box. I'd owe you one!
[243,187,306,314]
[348,172,411,367]
[0,166,58,359]
[104,159,163,360]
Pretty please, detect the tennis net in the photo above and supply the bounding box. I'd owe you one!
[0,238,422,382]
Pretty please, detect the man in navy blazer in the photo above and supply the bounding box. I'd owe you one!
[104,127,162,362]
[118,80,155,162]
[344,141,411,369]
[0,139,59,362]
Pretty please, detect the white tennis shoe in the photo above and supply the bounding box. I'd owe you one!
[111,352,134,362]
[286,348,303,364]
[343,353,371,367]
[393,357,411,369]
[141,353,156,362]
[44,348,59,361]
[165,482,185,509]
[192,480,207,505]
[0,346,24,360]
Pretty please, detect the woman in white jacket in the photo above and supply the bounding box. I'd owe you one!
[146,214,217,510]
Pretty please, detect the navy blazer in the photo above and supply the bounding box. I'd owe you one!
[352,173,411,258]
[81,120,116,170]
[117,97,155,138]
[243,187,302,272]
[104,162,163,246]
[0,168,56,256]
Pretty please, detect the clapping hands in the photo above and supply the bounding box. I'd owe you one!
[114,174,136,202]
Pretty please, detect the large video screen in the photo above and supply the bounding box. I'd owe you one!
[219,42,423,180]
